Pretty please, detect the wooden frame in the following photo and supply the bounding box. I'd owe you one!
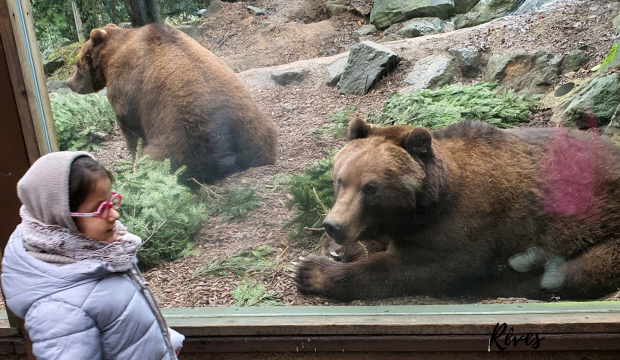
[0,0,619,358]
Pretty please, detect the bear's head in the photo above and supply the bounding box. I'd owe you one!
[323,117,439,244]
[67,24,120,94]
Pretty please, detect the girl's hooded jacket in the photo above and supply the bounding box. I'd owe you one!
[1,151,183,360]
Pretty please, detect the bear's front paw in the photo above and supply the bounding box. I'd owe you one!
[295,254,335,295]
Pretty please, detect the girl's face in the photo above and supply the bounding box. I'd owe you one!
[74,175,120,243]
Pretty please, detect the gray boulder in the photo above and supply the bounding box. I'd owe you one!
[398,17,444,38]
[561,73,620,129]
[203,0,223,18]
[449,47,483,78]
[174,25,205,41]
[484,49,563,96]
[46,80,70,94]
[513,0,559,14]
[404,54,455,90]
[338,41,401,95]
[271,68,310,85]
[370,0,455,30]
[604,103,620,139]
[455,0,520,29]
[453,0,481,13]
[561,50,589,74]
[351,0,373,16]
[43,56,64,75]
[354,25,378,38]
[326,2,349,17]
[247,6,266,15]
[326,57,349,87]
[614,13,620,34]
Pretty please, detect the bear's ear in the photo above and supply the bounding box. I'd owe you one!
[402,127,433,160]
[89,28,108,45]
[348,117,371,140]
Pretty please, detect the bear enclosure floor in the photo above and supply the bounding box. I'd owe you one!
[23,0,620,309]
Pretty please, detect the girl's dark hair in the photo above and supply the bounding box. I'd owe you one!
[69,156,114,212]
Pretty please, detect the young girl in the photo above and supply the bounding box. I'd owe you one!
[1,151,184,359]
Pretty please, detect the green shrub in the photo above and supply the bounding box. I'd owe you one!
[113,143,206,269]
[283,156,336,239]
[195,246,275,277]
[201,185,262,222]
[51,92,116,151]
[316,106,357,138]
[371,82,538,129]
[231,280,281,307]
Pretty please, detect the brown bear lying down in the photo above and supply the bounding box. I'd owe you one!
[295,118,620,301]
[67,24,277,183]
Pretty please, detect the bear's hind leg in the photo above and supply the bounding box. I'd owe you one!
[555,240,620,298]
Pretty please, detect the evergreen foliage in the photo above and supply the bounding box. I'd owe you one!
[51,92,116,151]
[195,246,275,277]
[113,142,206,269]
[283,156,336,239]
[201,185,262,222]
[316,106,357,138]
[371,82,538,129]
[231,280,281,307]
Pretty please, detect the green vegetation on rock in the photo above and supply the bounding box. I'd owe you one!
[371,82,538,129]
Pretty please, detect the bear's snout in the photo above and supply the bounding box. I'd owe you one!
[323,218,345,244]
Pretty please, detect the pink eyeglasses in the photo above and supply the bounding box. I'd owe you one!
[70,192,122,219]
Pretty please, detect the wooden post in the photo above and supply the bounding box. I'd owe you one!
[3,0,58,161]
[71,2,84,43]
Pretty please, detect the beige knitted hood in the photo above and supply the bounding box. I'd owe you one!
[17,151,96,233]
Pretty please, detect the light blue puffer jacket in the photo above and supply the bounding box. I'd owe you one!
[1,227,184,360]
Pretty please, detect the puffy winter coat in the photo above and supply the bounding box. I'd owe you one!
[1,227,184,360]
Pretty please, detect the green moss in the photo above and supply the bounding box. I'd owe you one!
[601,44,618,69]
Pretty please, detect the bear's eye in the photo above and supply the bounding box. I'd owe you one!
[362,184,377,195]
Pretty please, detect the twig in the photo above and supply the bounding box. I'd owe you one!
[304,227,324,232]
[141,219,167,247]
[312,186,330,214]
[189,178,224,200]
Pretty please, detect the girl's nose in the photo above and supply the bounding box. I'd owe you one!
[108,207,120,222]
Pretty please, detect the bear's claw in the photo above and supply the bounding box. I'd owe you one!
[294,254,333,295]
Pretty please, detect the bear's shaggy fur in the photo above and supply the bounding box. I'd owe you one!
[296,118,620,300]
[67,24,277,183]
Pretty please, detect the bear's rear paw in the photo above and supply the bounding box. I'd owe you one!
[509,246,548,273]
[295,255,334,295]
[540,256,566,292]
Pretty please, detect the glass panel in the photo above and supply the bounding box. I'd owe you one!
[5,0,620,315]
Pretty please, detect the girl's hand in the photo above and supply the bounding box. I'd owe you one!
[176,349,181,356]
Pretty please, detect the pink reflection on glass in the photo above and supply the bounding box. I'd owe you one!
[540,126,610,222]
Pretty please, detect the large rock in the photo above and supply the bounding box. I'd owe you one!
[354,24,379,38]
[370,0,455,30]
[453,0,481,13]
[338,41,401,95]
[398,17,444,37]
[561,50,589,73]
[326,2,349,17]
[326,57,349,86]
[403,54,455,90]
[484,49,563,96]
[560,73,620,129]
[271,68,310,85]
[43,56,64,75]
[604,104,620,140]
[203,0,223,18]
[514,0,559,14]
[455,0,520,29]
[351,0,374,16]
[448,47,483,77]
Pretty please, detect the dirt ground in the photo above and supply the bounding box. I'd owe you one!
[87,0,620,308]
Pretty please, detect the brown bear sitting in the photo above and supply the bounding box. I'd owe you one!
[67,24,277,183]
[295,118,620,301]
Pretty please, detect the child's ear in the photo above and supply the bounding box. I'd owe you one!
[89,28,108,45]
